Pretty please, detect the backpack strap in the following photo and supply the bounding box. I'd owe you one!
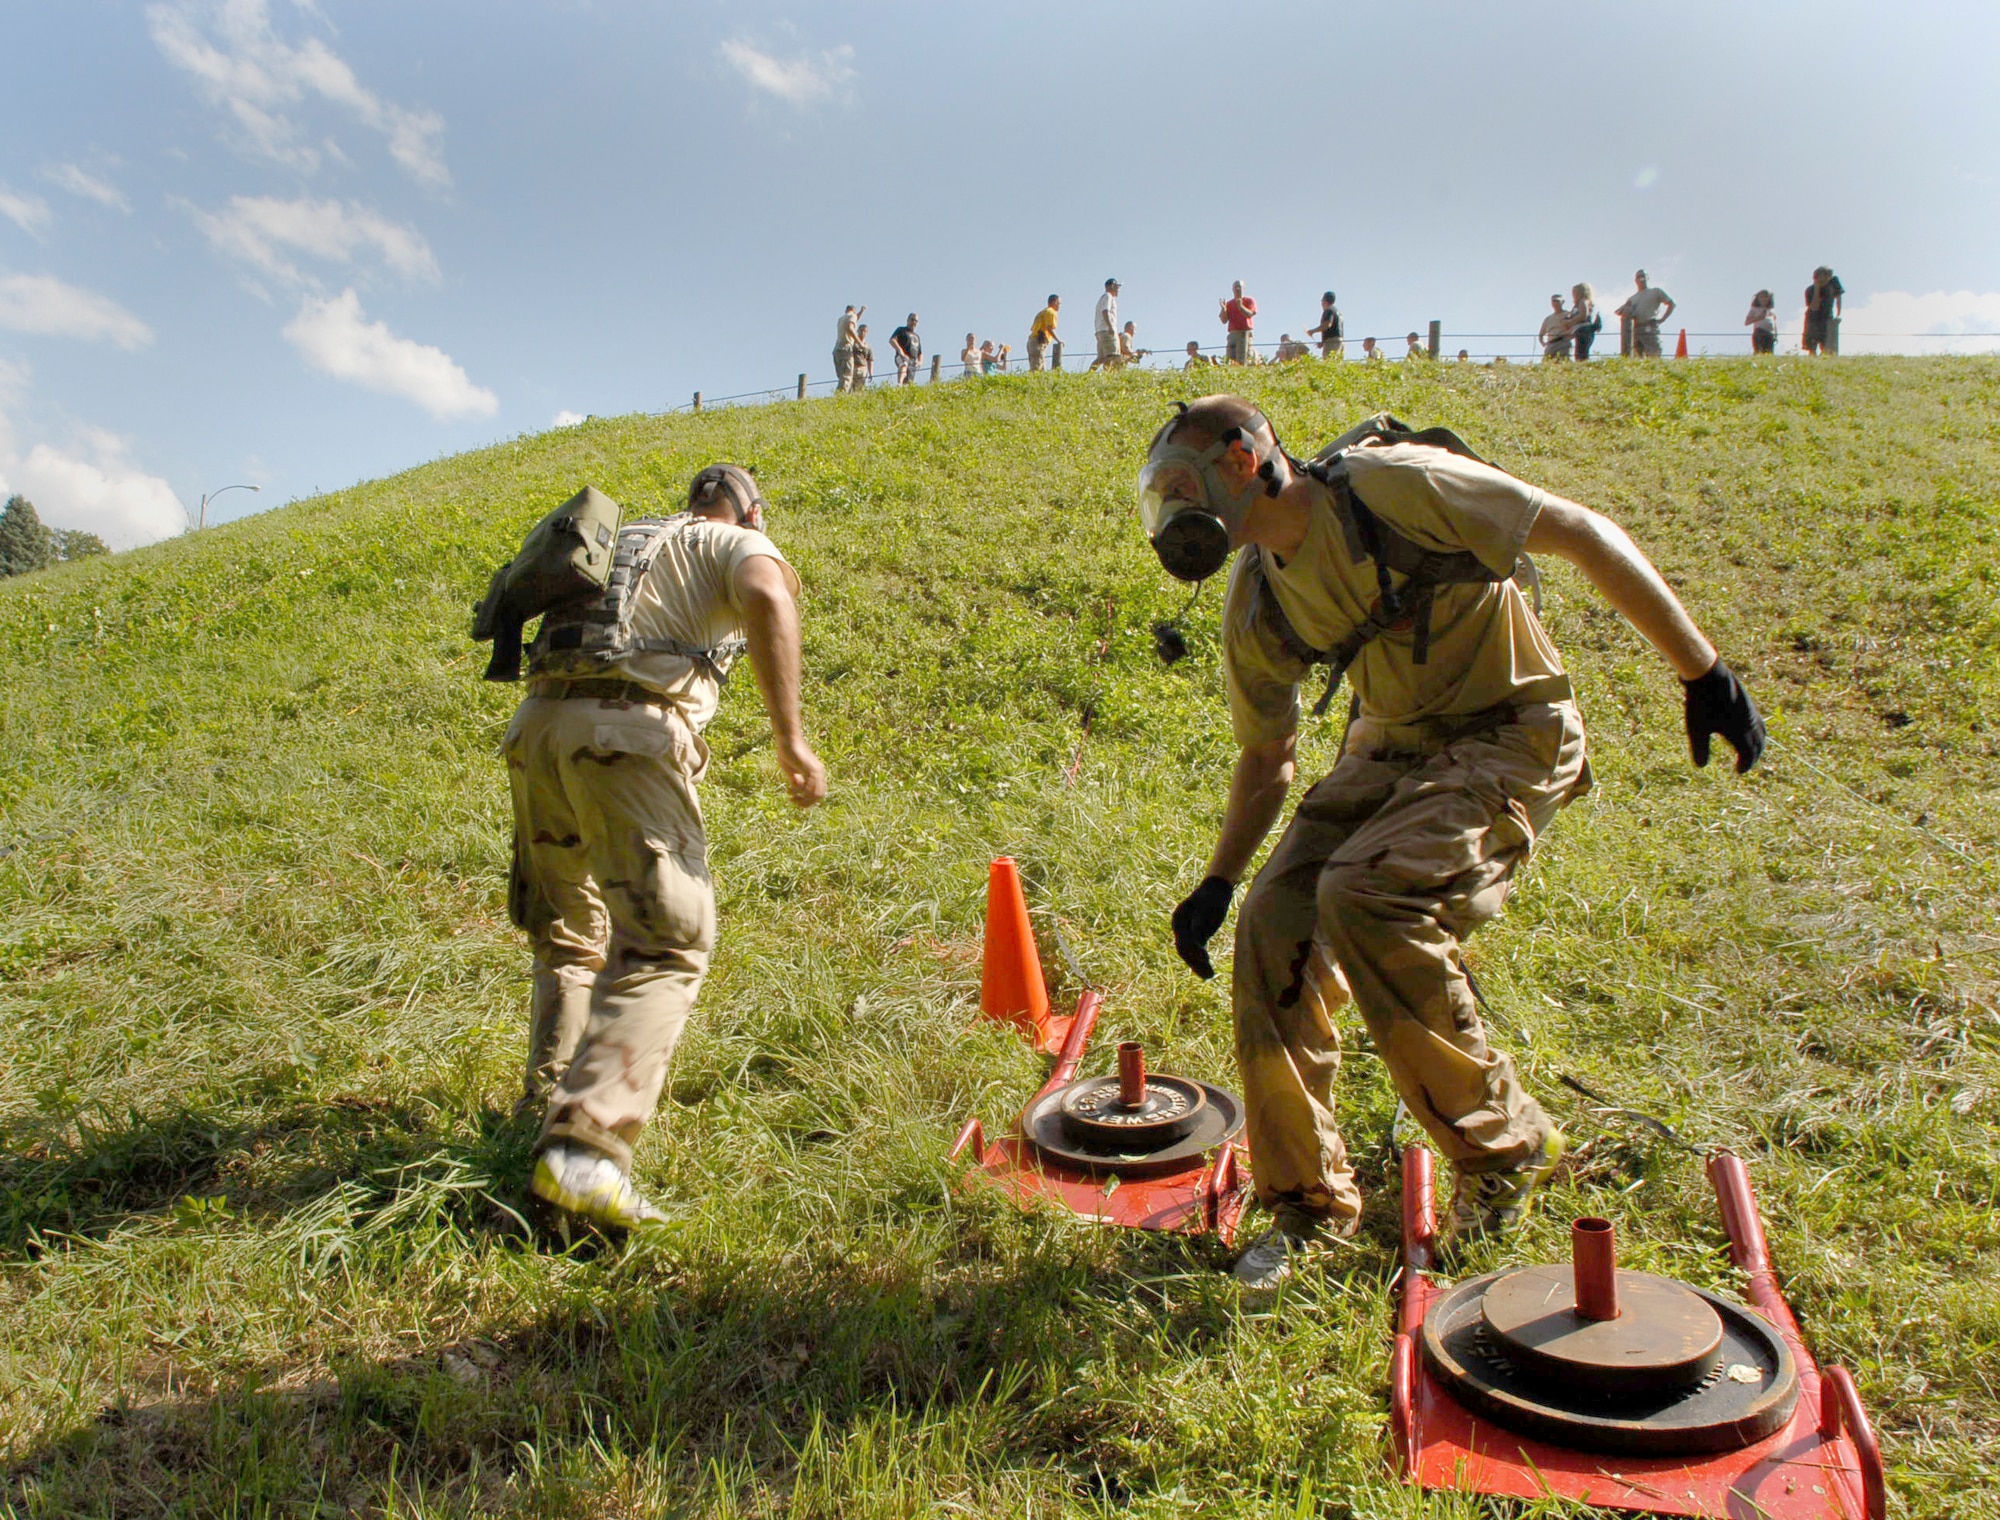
[1251,450,1510,717]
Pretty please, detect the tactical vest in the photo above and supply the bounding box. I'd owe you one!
[527,514,748,685]
[1248,418,1524,717]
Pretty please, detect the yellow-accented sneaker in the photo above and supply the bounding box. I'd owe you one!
[530,1143,668,1231]
[1446,1129,1567,1240]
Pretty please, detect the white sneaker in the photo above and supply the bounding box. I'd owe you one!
[530,1143,668,1231]
[1231,1226,1314,1289]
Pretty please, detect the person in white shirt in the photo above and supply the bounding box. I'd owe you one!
[960,334,981,378]
[1117,320,1148,367]
[1745,290,1777,355]
[1091,278,1122,371]
[833,305,863,390]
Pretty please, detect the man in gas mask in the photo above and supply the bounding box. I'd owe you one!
[1138,397,1764,1287]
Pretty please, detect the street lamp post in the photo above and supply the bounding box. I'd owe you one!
[196,483,261,530]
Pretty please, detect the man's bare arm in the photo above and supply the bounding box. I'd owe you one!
[735,555,827,807]
[1524,496,1715,678]
[1206,734,1297,883]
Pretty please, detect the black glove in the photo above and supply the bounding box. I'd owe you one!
[1683,660,1766,774]
[1171,875,1235,980]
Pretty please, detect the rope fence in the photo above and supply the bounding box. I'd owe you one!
[641,326,2000,419]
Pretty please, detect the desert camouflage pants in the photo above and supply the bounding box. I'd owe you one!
[505,694,716,1170]
[1232,701,1590,1228]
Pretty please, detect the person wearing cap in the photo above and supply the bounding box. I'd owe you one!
[1091,279,1122,371]
[1028,294,1061,372]
[1133,397,1766,1287]
[509,465,827,1231]
[1615,271,1675,358]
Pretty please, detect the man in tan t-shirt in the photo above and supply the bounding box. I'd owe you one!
[507,464,825,1231]
[1136,397,1766,1287]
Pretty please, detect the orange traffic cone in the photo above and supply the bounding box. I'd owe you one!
[1674,327,1689,359]
[981,857,1050,1037]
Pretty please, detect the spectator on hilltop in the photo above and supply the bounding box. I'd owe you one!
[834,304,863,390]
[849,325,874,391]
[1274,333,1311,362]
[961,333,981,378]
[1457,349,1471,362]
[1615,270,1674,358]
[1028,294,1061,371]
[1804,267,1844,356]
[1091,278,1122,371]
[1220,279,1258,364]
[981,339,1012,376]
[1539,295,1573,361]
[1404,331,1428,361]
[1184,340,1213,372]
[890,314,922,385]
[1362,336,1381,361]
[1570,283,1601,361]
[1745,290,1778,355]
[1117,321,1148,367]
[1308,290,1344,360]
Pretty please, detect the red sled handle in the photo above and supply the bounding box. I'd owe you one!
[1821,1365,1887,1520]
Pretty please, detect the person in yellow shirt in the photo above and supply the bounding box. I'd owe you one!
[1028,294,1061,371]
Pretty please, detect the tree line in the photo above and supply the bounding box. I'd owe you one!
[0,495,109,578]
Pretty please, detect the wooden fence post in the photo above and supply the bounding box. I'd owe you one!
[797,373,806,400]
[1427,320,1441,360]
[930,355,942,383]
[693,391,702,412]
[1619,315,1633,357]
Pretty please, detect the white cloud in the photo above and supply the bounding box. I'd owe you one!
[1833,290,2000,356]
[552,410,585,427]
[191,195,439,286]
[718,38,856,108]
[282,289,496,419]
[6,433,187,548]
[0,385,184,549]
[0,187,53,236]
[42,163,132,214]
[148,0,449,188]
[0,273,154,349]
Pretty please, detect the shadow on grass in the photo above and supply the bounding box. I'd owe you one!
[0,1216,1296,1515]
[0,1088,537,1258]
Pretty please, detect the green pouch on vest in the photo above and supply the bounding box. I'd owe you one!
[472,485,624,681]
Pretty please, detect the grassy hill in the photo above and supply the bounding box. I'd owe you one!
[2,357,1996,1518]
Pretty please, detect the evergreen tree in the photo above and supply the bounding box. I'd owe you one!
[52,527,110,561]
[0,494,54,578]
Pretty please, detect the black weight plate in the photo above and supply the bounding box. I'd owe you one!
[1058,1074,1209,1147]
[1022,1078,1245,1178]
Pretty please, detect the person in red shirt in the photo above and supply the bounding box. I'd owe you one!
[1220,280,1258,364]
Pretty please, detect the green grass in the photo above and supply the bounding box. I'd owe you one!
[1,355,1996,1517]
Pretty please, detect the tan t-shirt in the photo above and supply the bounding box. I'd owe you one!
[608,515,798,734]
[1222,439,1573,744]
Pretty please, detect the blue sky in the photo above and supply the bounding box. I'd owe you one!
[2,0,1996,546]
